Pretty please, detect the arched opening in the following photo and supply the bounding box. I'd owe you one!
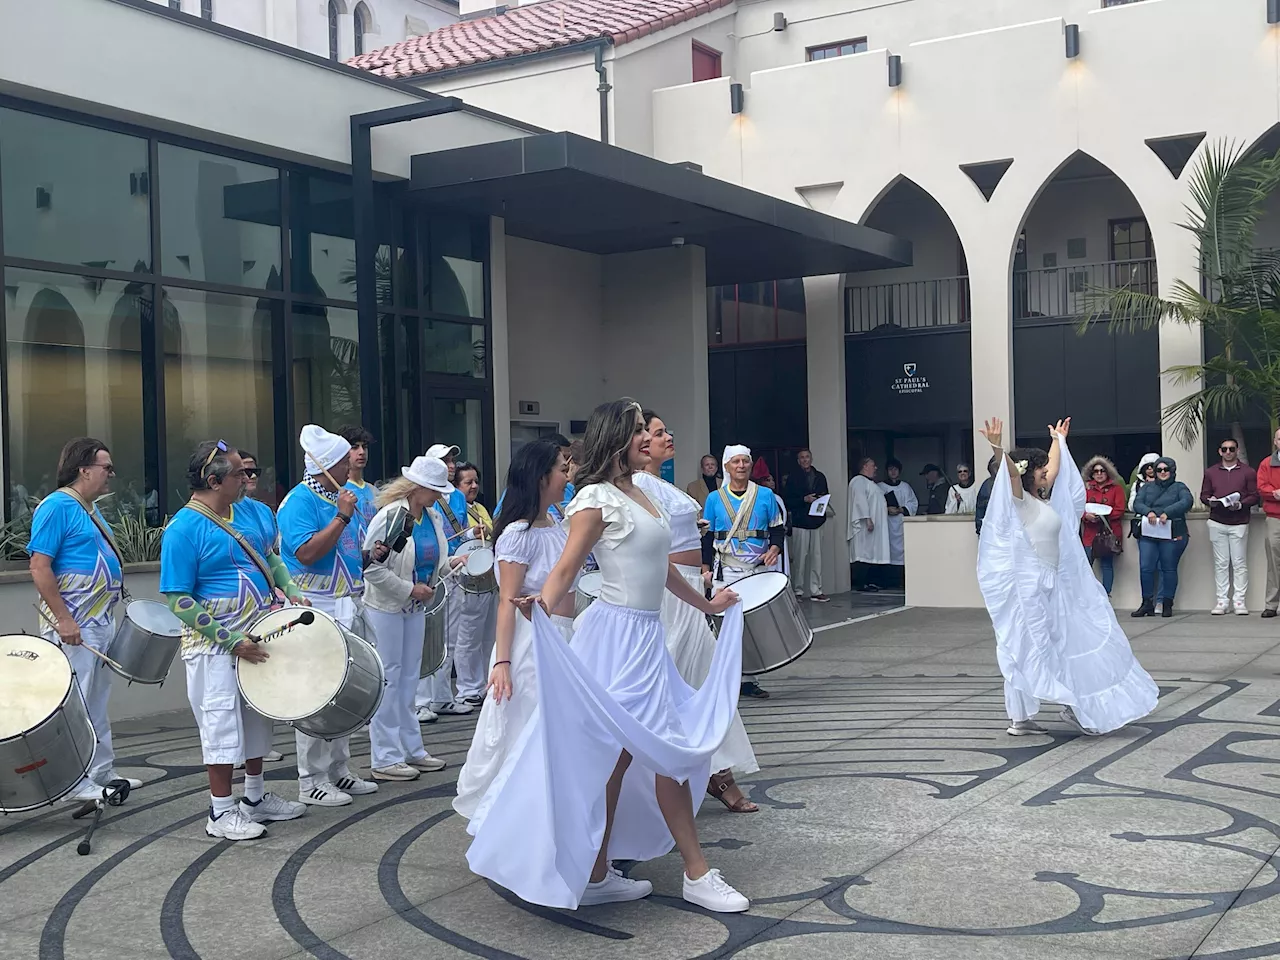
[353,2,370,56]
[19,289,87,502]
[1010,151,1160,475]
[844,177,973,514]
[327,1,340,61]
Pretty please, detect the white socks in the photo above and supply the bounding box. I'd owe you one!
[243,773,265,803]
[211,793,237,817]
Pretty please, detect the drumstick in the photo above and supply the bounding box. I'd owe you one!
[32,604,127,672]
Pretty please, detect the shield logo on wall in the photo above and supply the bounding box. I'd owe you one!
[903,363,917,377]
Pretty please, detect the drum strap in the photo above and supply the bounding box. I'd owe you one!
[182,500,277,592]
[715,483,759,560]
[59,487,128,587]
[437,498,465,537]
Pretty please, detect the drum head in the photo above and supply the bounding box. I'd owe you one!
[728,571,789,612]
[0,635,72,739]
[577,571,603,599]
[456,539,489,558]
[236,609,349,720]
[126,599,184,637]
[464,547,495,577]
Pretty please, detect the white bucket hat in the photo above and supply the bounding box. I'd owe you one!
[403,456,454,494]
[425,443,460,461]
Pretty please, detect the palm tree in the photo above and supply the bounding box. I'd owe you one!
[1088,141,1280,460]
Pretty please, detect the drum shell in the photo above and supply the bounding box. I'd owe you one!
[420,588,448,678]
[574,571,603,619]
[718,575,814,676]
[0,671,96,812]
[105,602,182,685]
[460,551,497,595]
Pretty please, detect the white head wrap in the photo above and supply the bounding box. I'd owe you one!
[300,424,351,476]
[722,444,751,466]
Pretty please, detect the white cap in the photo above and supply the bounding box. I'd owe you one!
[425,443,460,461]
[722,444,751,466]
[402,456,454,494]
[300,424,351,475]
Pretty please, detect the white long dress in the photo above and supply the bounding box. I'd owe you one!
[877,480,918,566]
[453,520,576,820]
[634,472,758,776]
[464,483,746,909]
[977,436,1158,733]
[848,475,890,564]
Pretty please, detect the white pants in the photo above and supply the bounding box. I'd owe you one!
[364,607,429,769]
[47,620,117,785]
[296,594,356,788]
[1005,682,1040,723]
[185,652,273,767]
[1207,519,1249,605]
[451,589,497,700]
[790,527,824,596]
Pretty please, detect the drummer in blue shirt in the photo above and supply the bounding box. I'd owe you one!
[277,424,378,807]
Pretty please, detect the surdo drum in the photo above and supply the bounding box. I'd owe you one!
[237,607,385,740]
[455,540,497,595]
[419,583,449,678]
[715,571,813,676]
[574,571,603,619]
[104,599,184,685]
[0,635,97,811]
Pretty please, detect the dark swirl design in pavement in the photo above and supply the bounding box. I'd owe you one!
[3,671,1280,959]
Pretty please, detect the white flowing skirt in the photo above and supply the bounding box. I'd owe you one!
[453,613,575,821]
[663,564,758,776]
[464,600,745,909]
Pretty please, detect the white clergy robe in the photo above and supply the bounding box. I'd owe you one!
[878,480,918,566]
[847,475,890,565]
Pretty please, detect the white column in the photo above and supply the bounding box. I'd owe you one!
[1152,210,1205,491]
[489,216,512,485]
[965,241,1015,446]
[804,274,850,594]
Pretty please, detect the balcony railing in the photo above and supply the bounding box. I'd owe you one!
[845,275,971,334]
[1013,258,1156,322]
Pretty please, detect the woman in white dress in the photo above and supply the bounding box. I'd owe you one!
[635,411,759,813]
[977,416,1158,736]
[464,399,750,913]
[454,440,576,819]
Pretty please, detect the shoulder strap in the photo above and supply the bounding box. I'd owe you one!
[183,500,275,587]
[715,483,759,557]
[437,496,464,535]
[58,488,127,575]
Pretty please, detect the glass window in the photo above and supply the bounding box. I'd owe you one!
[292,305,362,444]
[328,1,339,60]
[354,3,368,55]
[162,287,277,510]
[3,269,153,520]
[158,144,282,289]
[419,318,485,378]
[292,174,356,302]
[0,108,151,272]
[201,0,212,19]
[429,396,483,468]
[806,38,868,61]
[426,217,485,318]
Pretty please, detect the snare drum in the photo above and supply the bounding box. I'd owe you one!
[0,635,97,811]
[716,571,813,676]
[456,540,497,595]
[420,584,449,678]
[237,608,385,741]
[575,571,603,618]
[104,599,184,685]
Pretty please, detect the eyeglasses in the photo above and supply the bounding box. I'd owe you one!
[243,467,261,478]
[1092,467,1107,474]
[200,439,228,479]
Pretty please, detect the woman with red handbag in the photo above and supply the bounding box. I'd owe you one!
[1081,456,1126,596]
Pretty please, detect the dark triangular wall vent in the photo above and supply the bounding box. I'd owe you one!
[959,159,1013,201]
[1145,132,1206,178]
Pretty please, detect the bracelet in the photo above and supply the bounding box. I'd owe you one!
[494,660,511,667]
[336,513,352,525]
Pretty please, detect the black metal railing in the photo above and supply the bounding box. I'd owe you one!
[1013,258,1156,321]
[845,275,971,334]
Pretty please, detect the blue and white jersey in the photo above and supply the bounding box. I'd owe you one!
[278,480,363,598]
[702,483,783,567]
[27,491,123,626]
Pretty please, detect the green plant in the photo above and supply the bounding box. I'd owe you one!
[0,500,36,562]
[110,507,168,564]
[1087,141,1280,456]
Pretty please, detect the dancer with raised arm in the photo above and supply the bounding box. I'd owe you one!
[976,416,1158,737]
[464,400,750,913]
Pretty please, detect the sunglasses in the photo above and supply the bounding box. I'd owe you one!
[243,467,261,478]
[1156,467,1172,473]
[1220,446,1238,452]
[1092,467,1107,473]
[200,439,228,480]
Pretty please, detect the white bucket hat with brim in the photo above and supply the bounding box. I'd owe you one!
[403,456,454,494]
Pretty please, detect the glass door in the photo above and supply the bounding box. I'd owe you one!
[422,387,494,503]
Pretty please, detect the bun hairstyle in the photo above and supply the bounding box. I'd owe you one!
[575,398,645,488]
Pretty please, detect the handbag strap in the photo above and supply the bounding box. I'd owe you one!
[183,499,276,589]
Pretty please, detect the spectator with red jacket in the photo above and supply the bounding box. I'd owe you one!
[1201,437,1258,615]
[1081,456,1126,596]
[1254,429,1280,618]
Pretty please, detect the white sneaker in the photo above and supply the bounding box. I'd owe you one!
[299,781,352,806]
[264,750,284,762]
[334,773,379,796]
[61,780,105,803]
[371,763,421,781]
[240,792,306,823]
[416,706,438,724]
[406,755,447,773]
[580,869,653,905]
[104,771,144,790]
[1235,601,1249,616]
[683,868,749,913]
[433,701,474,716]
[1006,720,1046,736]
[206,806,266,841]
[1059,706,1102,737]
[1212,601,1229,616]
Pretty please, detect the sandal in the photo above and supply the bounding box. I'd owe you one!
[707,771,759,813]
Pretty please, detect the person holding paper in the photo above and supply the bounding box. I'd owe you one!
[1131,457,1195,618]
[783,448,830,602]
[1201,438,1258,615]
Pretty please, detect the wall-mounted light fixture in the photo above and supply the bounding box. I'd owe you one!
[730,82,745,114]
[888,54,902,88]
[773,12,786,31]
[1065,23,1080,58]
[1270,0,1280,24]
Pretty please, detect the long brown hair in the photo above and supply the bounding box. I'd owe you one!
[574,399,644,488]
[56,438,109,489]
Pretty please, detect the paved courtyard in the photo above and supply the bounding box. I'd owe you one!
[4,603,1280,960]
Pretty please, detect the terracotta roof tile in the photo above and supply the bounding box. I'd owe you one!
[348,0,734,79]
